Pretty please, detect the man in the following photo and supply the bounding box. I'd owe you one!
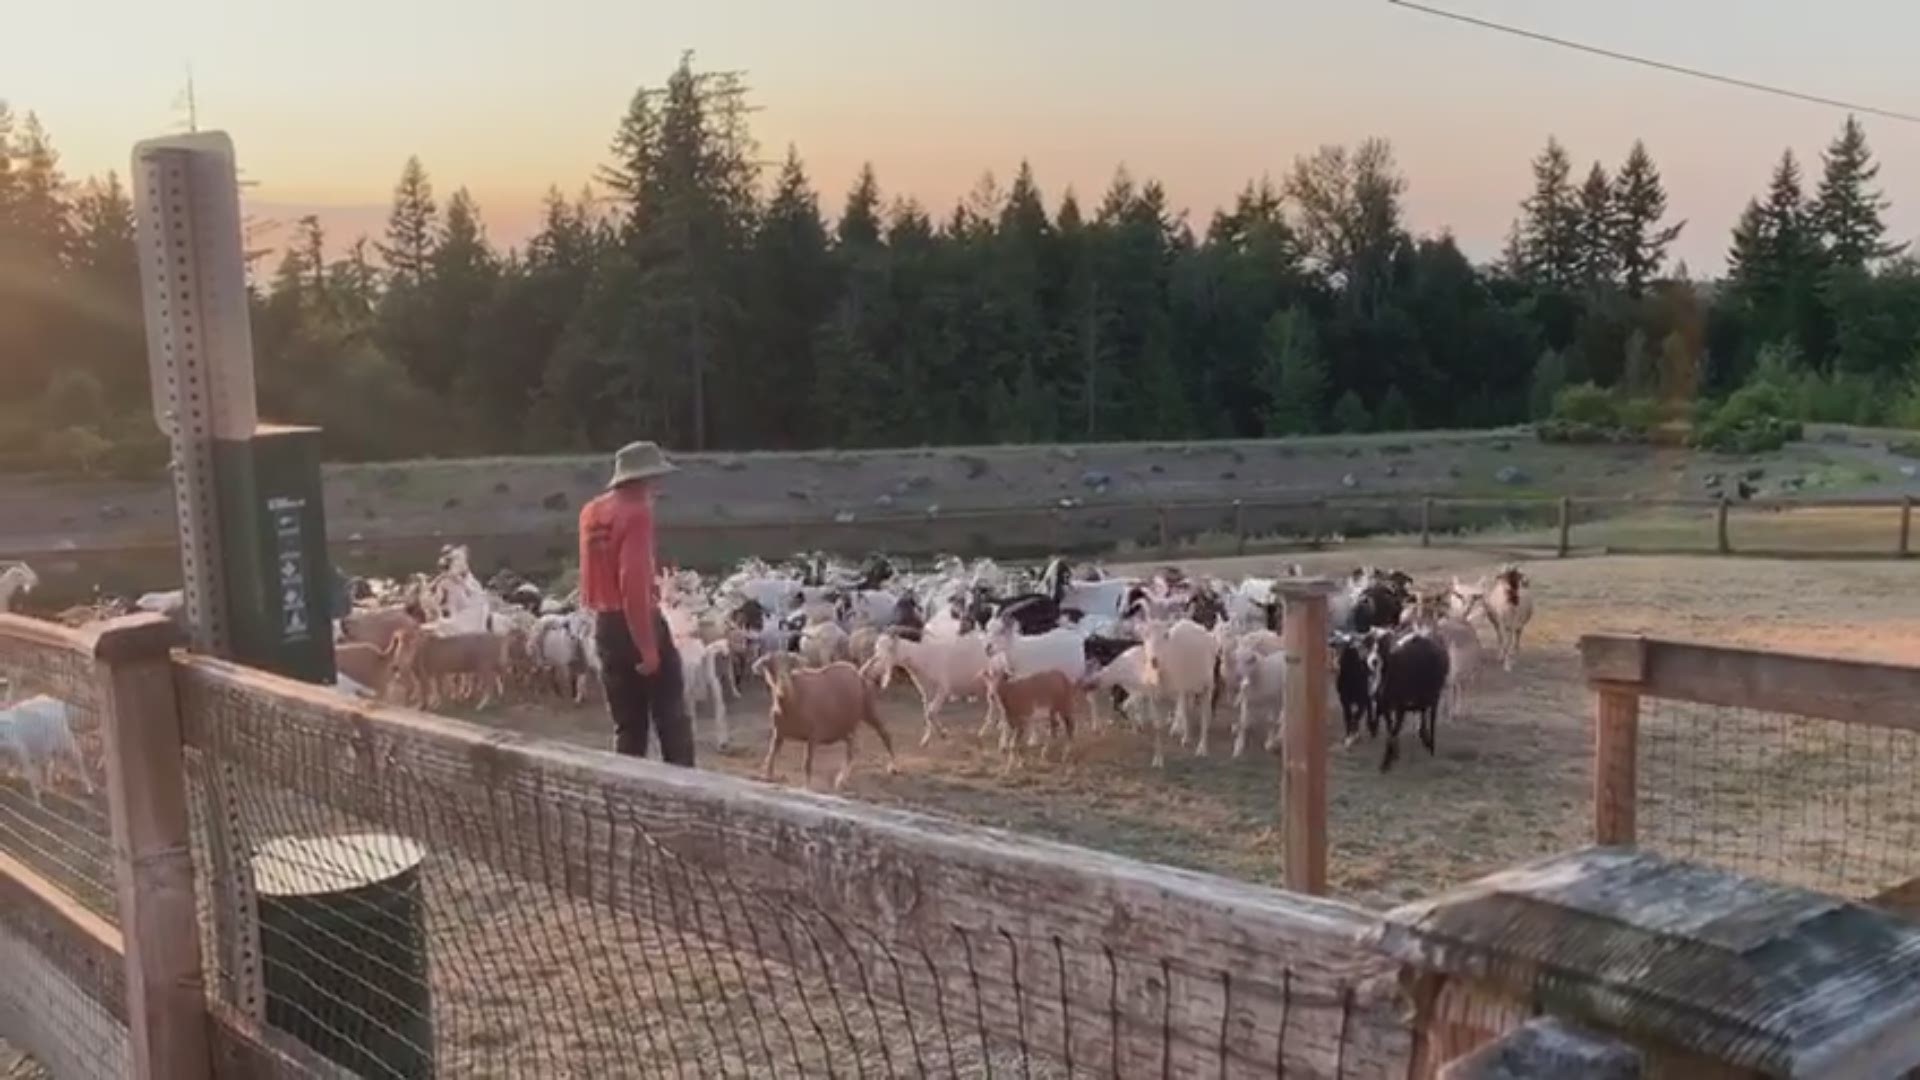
[578,441,693,764]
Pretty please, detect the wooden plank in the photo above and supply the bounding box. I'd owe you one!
[174,654,1416,1078]
[0,847,125,1021]
[93,616,209,1080]
[1279,582,1335,897]
[1578,636,1647,685]
[1593,688,1639,846]
[1581,634,1920,732]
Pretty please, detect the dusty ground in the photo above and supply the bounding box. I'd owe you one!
[452,548,1920,910]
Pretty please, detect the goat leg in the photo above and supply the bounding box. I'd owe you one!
[920,687,949,747]
[761,732,783,781]
[834,735,856,791]
[803,739,817,791]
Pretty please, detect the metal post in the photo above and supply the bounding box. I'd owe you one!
[1557,496,1573,558]
[1277,579,1335,896]
[1716,497,1731,556]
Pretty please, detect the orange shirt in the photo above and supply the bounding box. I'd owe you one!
[579,487,659,662]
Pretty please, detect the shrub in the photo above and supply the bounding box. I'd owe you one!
[1691,381,1803,453]
[1551,382,1619,426]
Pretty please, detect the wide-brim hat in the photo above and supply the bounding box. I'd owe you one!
[608,441,677,488]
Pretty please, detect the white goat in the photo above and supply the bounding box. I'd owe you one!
[1140,619,1219,766]
[868,632,989,745]
[0,563,40,613]
[1085,646,1153,730]
[1481,566,1533,671]
[0,696,89,805]
[1231,646,1287,758]
[680,638,731,749]
[798,621,850,668]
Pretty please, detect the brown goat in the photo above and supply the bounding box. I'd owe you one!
[391,628,508,710]
[341,605,420,652]
[985,668,1079,768]
[334,641,399,700]
[751,653,896,789]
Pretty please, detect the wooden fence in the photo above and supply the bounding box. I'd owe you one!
[1581,633,1920,907]
[11,607,1920,1077]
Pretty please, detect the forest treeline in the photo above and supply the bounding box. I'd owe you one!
[3,55,1918,476]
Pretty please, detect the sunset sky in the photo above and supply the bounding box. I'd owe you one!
[15,0,1920,271]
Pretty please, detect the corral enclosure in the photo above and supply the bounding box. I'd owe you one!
[462,547,1920,910]
[8,546,1920,1077]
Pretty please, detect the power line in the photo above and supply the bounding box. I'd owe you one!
[1387,0,1920,125]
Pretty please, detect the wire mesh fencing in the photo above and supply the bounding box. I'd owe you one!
[1635,696,1920,901]
[178,655,1414,1079]
[0,620,130,1080]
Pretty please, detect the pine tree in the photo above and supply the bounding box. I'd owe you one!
[1573,162,1616,287]
[1529,349,1567,419]
[1814,115,1904,268]
[381,156,437,284]
[1610,140,1683,296]
[838,163,882,248]
[748,146,834,445]
[1331,390,1370,433]
[424,188,498,397]
[1622,329,1658,398]
[1517,137,1580,288]
[1375,386,1413,431]
[1261,308,1325,435]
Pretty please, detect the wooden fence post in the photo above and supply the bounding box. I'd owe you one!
[1716,497,1731,555]
[1156,506,1172,558]
[1232,499,1247,557]
[1278,580,1336,896]
[1901,496,1913,558]
[1557,496,1572,558]
[94,613,209,1080]
[1420,497,1433,548]
[1580,635,1648,848]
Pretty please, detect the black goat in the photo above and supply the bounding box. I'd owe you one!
[1350,585,1404,633]
[1365,630,1449,772]
[891,595,926,642]
[1186,587,1228,629]
[1331,633,1375,746]
[729,598,769,631]
[994,593,1063,635]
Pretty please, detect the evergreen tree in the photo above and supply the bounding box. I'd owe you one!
[1814,115,1903,268]
[747,147,834,445]
[1622,328,1658,398]
[838,163,882,247]
[1330,390,1370,433]
[381,156,437,284]
[1261,307,1325,435]
[1574,162,1616,287]
[1516,137,1580,288]
[1529,349,1567,419]
[1610,140,1683,296]
[1375,386,1413,431]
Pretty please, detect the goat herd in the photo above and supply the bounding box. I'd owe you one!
[323,546,1537,786]
[0,548,1536,800]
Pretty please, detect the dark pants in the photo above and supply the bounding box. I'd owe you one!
[595,612,694,766]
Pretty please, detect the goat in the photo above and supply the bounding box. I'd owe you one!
[341,605,420,653]
[983,666,1079,769]
[1483,566,1534,671]
[0,695,89,805]
[868,632,989,745]
[1230,645,1287,758]
[753,654,896,789]
[0,563,40,613]
[334,642,399,701]
[1140,619,1219,766]
[981,625,1091,739]
[1331,633,1375,747]
[530,613,590,702]
[391,627,508,710]
[680,638,731,750]
[798,621,850,668]
[1365,630,1450,772]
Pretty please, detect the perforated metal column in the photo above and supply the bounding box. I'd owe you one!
[132,134,259,655]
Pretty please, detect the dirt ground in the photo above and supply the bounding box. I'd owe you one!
[455,548,1920,910]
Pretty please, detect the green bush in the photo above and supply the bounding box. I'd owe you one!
[1551,382,1619,426]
